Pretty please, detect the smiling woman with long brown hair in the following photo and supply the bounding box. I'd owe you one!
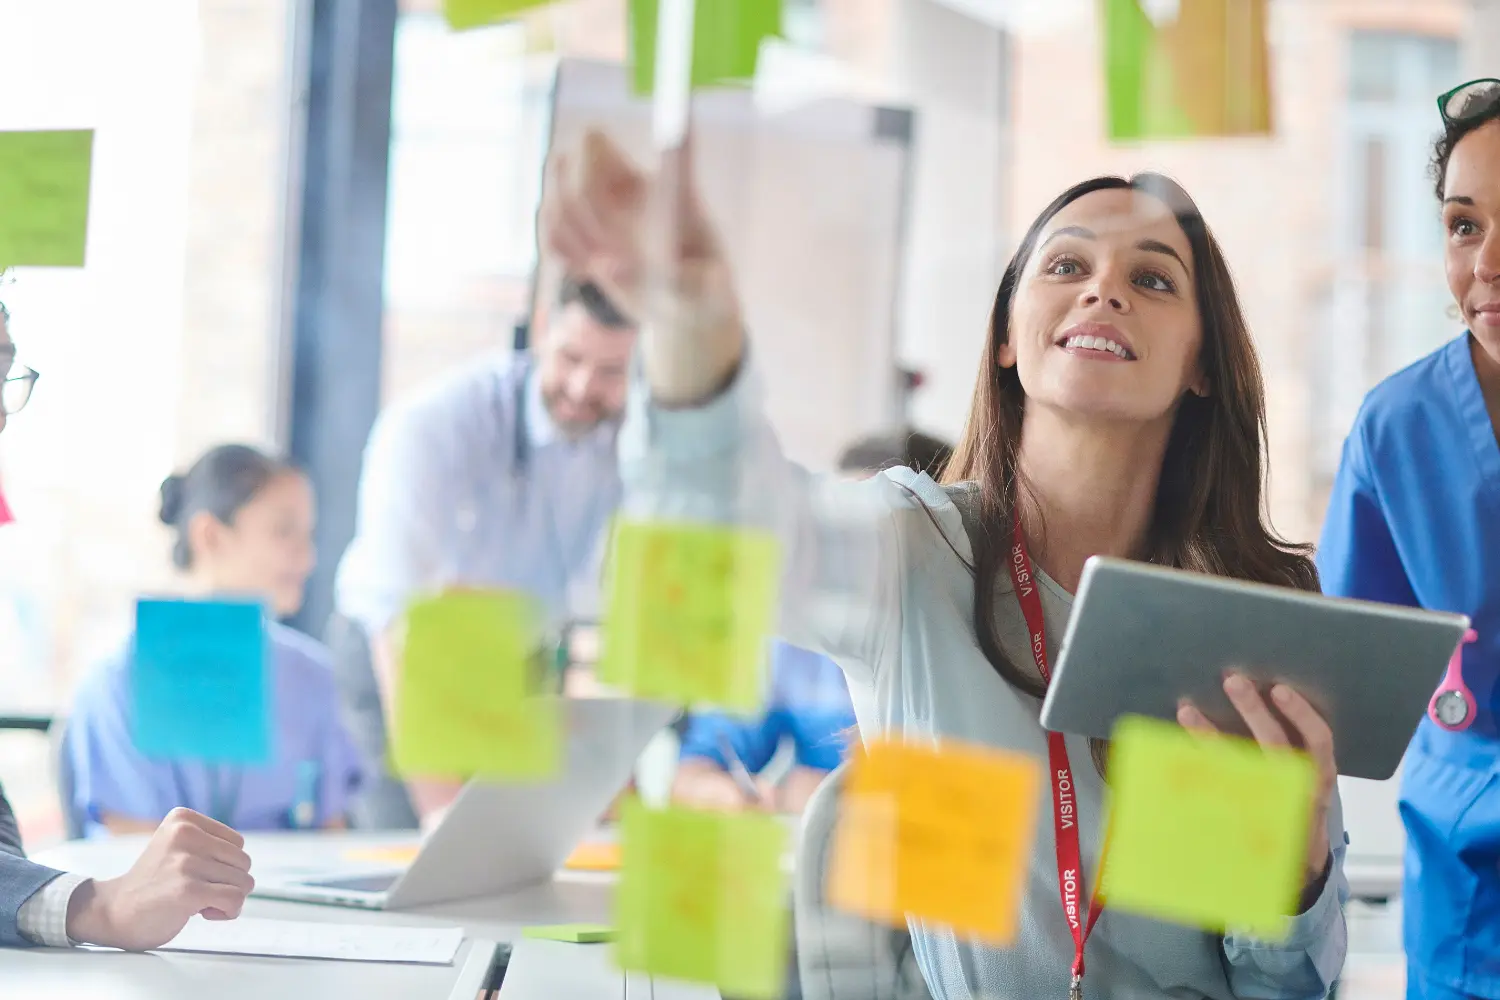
[541,133,1348,999]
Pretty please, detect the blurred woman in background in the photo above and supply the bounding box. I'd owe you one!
[1317,78,1500,1000]
[67,444,366,835]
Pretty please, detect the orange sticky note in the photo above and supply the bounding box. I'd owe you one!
[565,840,622,872]
[828,738,1043,944]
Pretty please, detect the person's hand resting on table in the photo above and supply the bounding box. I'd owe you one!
[66,807,254,951]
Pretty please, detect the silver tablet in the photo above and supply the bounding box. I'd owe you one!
[1038,556,1470,780]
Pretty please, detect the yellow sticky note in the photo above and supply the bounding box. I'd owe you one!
[565,840,622,872]
[828,738,1042,944]
[390,590,560,780]
[601,520,780,712]
[614,799,788,998]
[343,845,420,866]
[1103,715,1316,939]
[628,0,783,97]
[444,0,554,31]
[1102,0,1272,140]
[0,130,94,267]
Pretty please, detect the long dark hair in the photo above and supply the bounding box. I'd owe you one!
[942,174,1318,776]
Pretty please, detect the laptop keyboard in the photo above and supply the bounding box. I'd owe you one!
[301,873,401,893]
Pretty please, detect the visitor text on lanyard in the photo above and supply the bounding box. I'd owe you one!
[1007,513,1105,1000]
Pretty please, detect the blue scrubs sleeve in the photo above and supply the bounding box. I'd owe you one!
[67,661,178,833]
[678,712,782,774]
[1315,430,1419,606]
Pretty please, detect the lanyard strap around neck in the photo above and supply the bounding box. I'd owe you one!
[1007,512,1104,994]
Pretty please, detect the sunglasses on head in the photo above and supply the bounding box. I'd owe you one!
[1438,78,1500,125]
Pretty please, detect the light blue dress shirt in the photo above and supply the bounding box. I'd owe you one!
[619,356,1348,1000]
[335,351,621,634]
[1317,333,1500,1000]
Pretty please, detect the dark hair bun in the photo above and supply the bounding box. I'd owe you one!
[158,474,186,526]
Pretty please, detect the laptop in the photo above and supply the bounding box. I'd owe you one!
[253,697,678,909]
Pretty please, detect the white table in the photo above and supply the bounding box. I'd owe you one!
[5,832,722,1000]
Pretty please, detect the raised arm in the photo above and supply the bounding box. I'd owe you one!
[540,130,909,679]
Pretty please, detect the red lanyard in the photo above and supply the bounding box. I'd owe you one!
[1007,513,1104,1000]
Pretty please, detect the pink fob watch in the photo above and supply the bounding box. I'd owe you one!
[1430,629,1479,731]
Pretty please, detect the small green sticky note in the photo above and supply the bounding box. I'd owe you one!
[1102,0,1272,141]
[627,0,783,97]
[600,519,781,712]
[614,799,788,998]
[0,130,94,267]
[524,923,615,943]
[391,590,560,780]
[443,0,553,31]
[1103,715,1317,939]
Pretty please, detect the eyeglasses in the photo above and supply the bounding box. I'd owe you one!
[1438,78,1500,125]
[2,365,39,416]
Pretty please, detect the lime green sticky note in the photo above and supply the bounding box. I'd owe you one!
[0,130,94,268]
[1101,0,1272,141]
[524,923,615,943]
[614,799,788,998]
[627,0,783,97]
[443,0,553,31]
[600,519,781,712]
[1103,715,1317,939]
[390,589,560,780]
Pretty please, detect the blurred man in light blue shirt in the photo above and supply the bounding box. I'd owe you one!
[333,276,636,826]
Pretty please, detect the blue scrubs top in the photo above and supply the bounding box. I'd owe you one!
[1317,333,1500,1000]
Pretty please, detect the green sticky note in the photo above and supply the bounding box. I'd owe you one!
[1103,715,1317,939]
[628,0,783,97]
[524,923,615,943]
[0,130,94,267]
[1102,0,1272,141]
[600,520,781,712]
[614,800,788,998]
[390,590,560,780]
[443,0,553,31]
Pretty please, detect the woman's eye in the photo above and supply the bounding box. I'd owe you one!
[1134,271,1175,293]
[1451,217,1479,238]
[1048,257,1084,276]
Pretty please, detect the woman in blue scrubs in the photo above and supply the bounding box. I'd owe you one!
[1317,78,1500,1000]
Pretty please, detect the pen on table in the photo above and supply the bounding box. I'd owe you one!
[291,760,318,830]
[717,732,765,807]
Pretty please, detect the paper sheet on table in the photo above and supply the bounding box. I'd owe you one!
[157,916,464,965]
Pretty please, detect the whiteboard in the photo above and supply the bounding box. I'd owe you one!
[536,58,914,471]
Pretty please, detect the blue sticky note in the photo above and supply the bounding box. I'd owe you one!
[131,598,272,765]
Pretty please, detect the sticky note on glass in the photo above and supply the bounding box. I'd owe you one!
[0,130,94,267]
[443,0,553,31]
[132,598,271,766]
[614,799,788,998]
[391,590,560,780]
[828,738,1042,944]
[601,520,780,712]
[1102,715,1316,938]
[628,0,783,97]
[1102,0,1272,140]
[525,923,615,943]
